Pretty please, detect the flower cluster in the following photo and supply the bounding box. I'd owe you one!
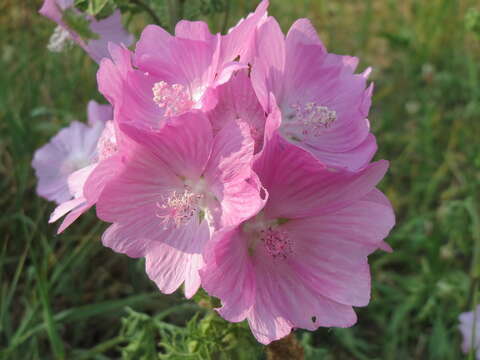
[35,0,395,344]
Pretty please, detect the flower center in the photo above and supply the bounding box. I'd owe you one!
[156,187,204,229]
[259,226,292,260]
[152,81,194,117]
[243,216,293,260]
[281,102,337,142]
[62,154,90,174]
[96,121,117,162]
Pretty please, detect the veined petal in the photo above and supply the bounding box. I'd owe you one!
[145,221,210,298]
[120,111,213,180]
[201,228,256,322]
[255,131,388,219]
[251,17,286,111]
[204,119,254,185]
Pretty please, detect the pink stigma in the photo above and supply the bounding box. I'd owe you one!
[260,226,292,260]
[282,102,337,141]
[152,81,194,117]
[156,188,203,228]
[96,121,117,162]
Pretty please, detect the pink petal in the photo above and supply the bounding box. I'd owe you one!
[213,172,267,228]
[220,0,269,65]
[101,223,148,258]
[49,197,86,223]
[283,191,394,306]
[283,19,327,98]
[201,228,256,322]
[204,119,254,185]
[285,18,326,51]
[67,163,96,198]
[251,17,286,111]
[248,258,357,344]
[134,25,217,87]
[255,131,389,219]
[96,148,180,224]
[247,303,293,345]
[83,154,124,202]
[97,43,133,107]
[56,201,92,234]
[145,221,210,298]
[208,70,266,153]
[175,20,214,42]
[305,133,377,171]
[117,69,166,131]
[120,111,213,180]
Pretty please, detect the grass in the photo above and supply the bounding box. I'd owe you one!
[1,0,480,358]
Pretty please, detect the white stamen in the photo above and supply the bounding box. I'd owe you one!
[47,26,72,53]
[152,81,193,117]
[282,102,337,141]
[156,188,204,229]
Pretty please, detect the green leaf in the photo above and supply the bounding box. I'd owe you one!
[87,0,110,16]
[62,8,99,41]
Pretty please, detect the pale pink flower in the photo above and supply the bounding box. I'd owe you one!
[32,101,111,204]
[96,1,268,132]
[251,17,376,170]
[47,101,138,234]
[95,112,264,298]
[201,105,394,344]
[459,306,480,359]
[39,0,134,62]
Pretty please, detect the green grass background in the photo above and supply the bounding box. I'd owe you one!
[1,0,480,358]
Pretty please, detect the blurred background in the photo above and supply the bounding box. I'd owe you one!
[1,0,480,358]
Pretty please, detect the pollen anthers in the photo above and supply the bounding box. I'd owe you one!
[96,121,117,161]
[152,81,194,117]
[244,216,293,260]
[259,225,292,260]
[156,187,204,229]
[283,102,337,141]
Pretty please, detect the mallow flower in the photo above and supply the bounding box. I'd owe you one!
[39,0,134,62]
[459,306,480,359]
[201,104,395,344]
[32,100,111,204]
[45,101,136,234]
[96,1,268,132]
[251,17,376,171]
[95,112,264,298]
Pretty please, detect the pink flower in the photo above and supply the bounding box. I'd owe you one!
[200,105,394,344]
[32,100,111,204]
[95,112,264,298]
[96,1,268,132]
[39,0,134,63]
[459,306,480,359]
[251,17,376,170]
